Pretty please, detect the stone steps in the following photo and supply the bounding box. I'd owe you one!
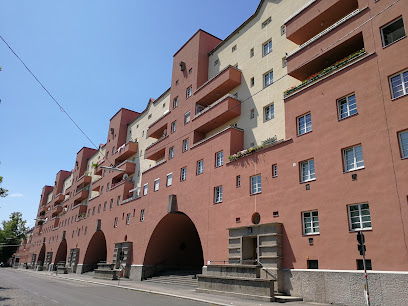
[144,271,200,288]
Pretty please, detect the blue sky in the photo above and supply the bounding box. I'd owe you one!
[0,1,259,227]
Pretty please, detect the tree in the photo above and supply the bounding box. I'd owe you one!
[0,176,8,197]
[0,212,28,263]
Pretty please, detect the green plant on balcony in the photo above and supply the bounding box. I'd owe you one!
[77,213,86,219]
[229,136,277,162]
[284,48,366,97]
[92,163,98,169]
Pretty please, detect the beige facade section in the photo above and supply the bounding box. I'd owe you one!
[207,0,307,148]
[46,191,53,204]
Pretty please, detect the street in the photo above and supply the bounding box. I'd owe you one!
[0,269,208,306]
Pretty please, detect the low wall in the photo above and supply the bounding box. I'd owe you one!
[283,269,408,306]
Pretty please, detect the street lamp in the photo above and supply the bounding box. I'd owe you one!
[99,166,125,172]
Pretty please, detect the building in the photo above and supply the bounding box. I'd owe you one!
[15,0,408,304]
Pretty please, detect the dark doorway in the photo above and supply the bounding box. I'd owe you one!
[83,231,107,273]
[242,236,257,263]
[55,240,67,264]
[37,245,46,265]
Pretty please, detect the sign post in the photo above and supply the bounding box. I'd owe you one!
[357,231,370,306]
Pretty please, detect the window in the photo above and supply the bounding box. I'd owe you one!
[126,213,130,225]
[154,179,159,192]
[215,151,223,168]
[186,86,192,99]
[106,183,110,191]
[143,184,148,196]
[250,48,254,58]
[282,57,287,68]
[114,217,118,228]
[87,209,90,217]
[169,146,175,159]
[110,199,113,209]
[173,97,178,109]
[171,121,176,133]
[117,196,121,206]
[197,160,204,175]
[236,175,241,187]
[264,103,274,121]
[297,113,312,135]
[389,69,408,99]
[232,45,237,52]
[343,145,364,172]
[302,211,319,235]
[184,111,191,125]
[182,138,189,152]
[281,25,286,35]
[381,18,406,47]
[338,94,357,119]
[166,173,173,186]
[300,159,316,182]
[264,70,273,87]
[180,167,187,181]
[272,164,278,177]
[250,109,255,119]
[250,77,255,87]
[348,203,372,231]
[262,17,271,28]
[214,59,219,66]
[399,130,408,158]
[148,114,152,119]
[307,260,318,269]
[140,209,145,222]
[250,174,262,194]
[103,201,107,211]
[98,204,101,213]
[233,92,238,99]
[189,68,192,74]
[357,259,372,270]
[100,186,104,195]
[263,40,272,56]
[214,186,223,203]
[92,207,95,215]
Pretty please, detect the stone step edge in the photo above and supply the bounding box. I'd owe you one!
[196,288,274,302]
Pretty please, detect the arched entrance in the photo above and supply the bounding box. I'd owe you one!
[54,240,67,264]
[143,212,203,275]
[82,231,107,273]
[37,244,46,266]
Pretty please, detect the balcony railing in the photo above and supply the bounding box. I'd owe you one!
[144,135,168,161]
[147,110,170,139]
[54,193,65,204]
[284,48,366,98]
[114,141,138,164]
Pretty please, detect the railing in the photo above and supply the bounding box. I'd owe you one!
[193,94,236,119]
[145,135,168,151]
[111,179,134,190]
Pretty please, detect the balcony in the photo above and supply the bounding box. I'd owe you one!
[94,158,105,176]
[144,135,169,161]
[76,174,91,187]
[54,193,65,204]
[73,187,89,204]
[192,95,241,134]
[194,66,242,107]
[285,0,359,45]
[114,141,138,164]
[111,181,135,203]
[147,110,170,139]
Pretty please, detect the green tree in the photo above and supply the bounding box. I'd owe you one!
[0,212,28,263]
[0,176,8,197]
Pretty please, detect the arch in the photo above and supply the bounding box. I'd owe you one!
[143,212,203,269]
[82,231,107,272]
[37,244,46,265]
[54,240,67,264]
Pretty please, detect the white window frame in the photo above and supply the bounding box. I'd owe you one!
[214,186,223,203]
[262,17,271,28]
[169,146,175,159]
[143,183,148,196]
[154,179,159,192]
[264,103,274,121]
[114,217,118,228]
[250,48,254,58]
[236,175,241,187]
[302,210,319,235]
[389,69,408,99]
[343,144,365,172]
[281,25,286,35]
[297,113,312,136]
[250,174,262,195]
[282,57,287,68]
[126,213,130,225]
[197,160,204,175]
[272,164,278,177]
[140,209,145,222]
[250,109,255,119]
[166,173,173,186]
[182,138,189,152]
[348,203,372,231]
[264,70,273,87]
[337,93,357,120]
[184,111,191,125]
[186,86,192,98]
[180,167,187,181]
[300,159,316,182]
[171,121,176,133]
[215,151,223,168]
[173,97,178,109]
[398,130,408,158]
[263,39,272,56]
[380,17,406,47]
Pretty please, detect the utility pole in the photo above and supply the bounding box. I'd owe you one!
[357,231,370,306]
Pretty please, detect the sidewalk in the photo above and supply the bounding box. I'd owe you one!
[15,268,329,306]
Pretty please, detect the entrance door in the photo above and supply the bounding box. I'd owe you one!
[242,236,258,264]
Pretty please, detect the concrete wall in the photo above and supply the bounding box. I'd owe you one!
[283,269,408,306]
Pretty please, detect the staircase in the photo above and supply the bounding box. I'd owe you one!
[144,270,200,288]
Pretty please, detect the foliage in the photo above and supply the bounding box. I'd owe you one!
[0,176,8,198]
[0,212,28,263]
[229,136,277,162]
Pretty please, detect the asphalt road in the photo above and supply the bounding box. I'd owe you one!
[0,268,209,306]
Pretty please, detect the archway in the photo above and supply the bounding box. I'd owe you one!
[37,244,46,265]
[82,231,107,273]
[54,240,67,264]
[143,212,203,273]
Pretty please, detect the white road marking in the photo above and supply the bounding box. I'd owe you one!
[33,292,39,295]
[52,299,59,303]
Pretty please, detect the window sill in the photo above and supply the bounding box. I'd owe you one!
[214,201,223,205]
[349,228,372,233]
[391,92,408,101]
[338,112,358,121]
[300,178,316,184]
[382,35,406,49]
[344,167,365,174]
[303,233,320,237]
[272,175,278,178]
[250,192,262,196]
[401,156,408,160]
[215,165,224,169]
[297,130,313,137]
